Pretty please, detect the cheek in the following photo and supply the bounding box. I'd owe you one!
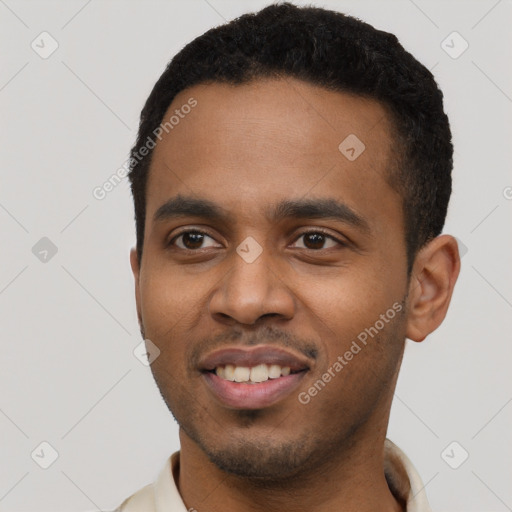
[301,282,406,404]
[297,262,406,342]
[139,265,205,343]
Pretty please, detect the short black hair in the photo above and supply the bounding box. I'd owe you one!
[128,2,453,273]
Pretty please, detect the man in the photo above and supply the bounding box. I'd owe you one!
[117,2,460,511]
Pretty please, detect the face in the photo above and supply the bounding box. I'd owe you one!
[131,78,412,479]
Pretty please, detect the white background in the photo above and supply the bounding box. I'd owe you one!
[1,0,511,511]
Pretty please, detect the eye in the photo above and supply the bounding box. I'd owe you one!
[169,229,221,250]
[168,228,346,252]
[291,230,345,250]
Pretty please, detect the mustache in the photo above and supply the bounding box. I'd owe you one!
[187,324,319,370]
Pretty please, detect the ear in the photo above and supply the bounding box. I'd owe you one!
[406,235,461,342]
[130,247,143,329]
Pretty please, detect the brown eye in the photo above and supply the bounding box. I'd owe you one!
[170,230,219,250]
[303,233,326,250]
[292,230,344,250]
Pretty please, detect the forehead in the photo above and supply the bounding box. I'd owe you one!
[145,78,400,233]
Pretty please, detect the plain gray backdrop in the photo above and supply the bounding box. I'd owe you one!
[1,0,511,510]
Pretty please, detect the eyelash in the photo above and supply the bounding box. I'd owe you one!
[167,228,347,251]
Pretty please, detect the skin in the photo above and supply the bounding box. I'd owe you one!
[130,78,460,512]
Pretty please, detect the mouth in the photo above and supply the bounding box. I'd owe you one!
[209,362,302,382]
[199,346,311,409]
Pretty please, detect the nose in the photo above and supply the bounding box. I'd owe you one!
[208,246,295,326]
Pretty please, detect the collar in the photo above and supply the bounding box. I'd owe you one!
[383,439,432,512]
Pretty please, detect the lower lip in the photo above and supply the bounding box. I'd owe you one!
[202,371,307,410]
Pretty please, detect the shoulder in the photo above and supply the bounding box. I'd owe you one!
[110,452,182,512]
[111,482,156,511]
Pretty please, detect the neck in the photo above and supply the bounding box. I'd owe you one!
[176,423,404,512]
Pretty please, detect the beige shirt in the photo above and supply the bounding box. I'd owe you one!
[113,439,432,512]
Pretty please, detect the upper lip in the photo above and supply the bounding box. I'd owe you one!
[199,345,312,372]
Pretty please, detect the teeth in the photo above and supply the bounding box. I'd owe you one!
[234,366,250,382]
[250,364,269,383]
[215,364,294,383]
[223,364,235,381]
[268,364,282,379]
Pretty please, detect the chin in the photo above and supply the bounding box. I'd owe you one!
[183,419,322,480]
[203,441,310,479]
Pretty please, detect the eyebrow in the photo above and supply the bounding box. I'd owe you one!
[153,194,370,233]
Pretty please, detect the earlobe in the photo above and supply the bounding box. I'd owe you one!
[130,247,143,328]
[130,247,140,281]
[405,235,461,342]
